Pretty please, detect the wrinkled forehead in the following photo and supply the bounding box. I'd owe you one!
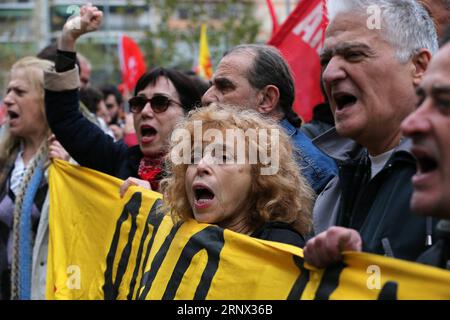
[325,12,382,48]
[9,66,42,89]
[217,52,254,78]
[325,12,379,41]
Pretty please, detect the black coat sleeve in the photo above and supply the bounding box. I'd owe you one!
[45,88,129,176]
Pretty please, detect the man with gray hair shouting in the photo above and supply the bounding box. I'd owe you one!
[304,0,439,267]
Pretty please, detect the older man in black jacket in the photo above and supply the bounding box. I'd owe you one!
[304,0,439,267]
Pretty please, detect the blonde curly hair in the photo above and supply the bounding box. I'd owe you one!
[160,103,314,236]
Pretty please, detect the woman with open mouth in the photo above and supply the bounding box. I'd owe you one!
[160,104,314,246]
[44,5,202,193]
[0,56,71,300]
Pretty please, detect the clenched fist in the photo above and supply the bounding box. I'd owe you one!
[59,4,103,51]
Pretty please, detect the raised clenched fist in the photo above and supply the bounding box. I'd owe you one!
[59,4,103,51]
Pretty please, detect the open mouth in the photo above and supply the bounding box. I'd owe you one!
[193,184,215,209]
[141,125,157,137]
[333,92,357,110]
[416,154,438,174]
[7,110,19,120]
[194,185,215,201]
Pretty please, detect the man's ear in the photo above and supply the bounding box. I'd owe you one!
[256,85,280,114]
[411,49,432,87]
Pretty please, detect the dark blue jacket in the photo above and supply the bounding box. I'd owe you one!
[280,119,337,194]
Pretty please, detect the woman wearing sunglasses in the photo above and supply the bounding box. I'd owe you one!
[44,5,201,190]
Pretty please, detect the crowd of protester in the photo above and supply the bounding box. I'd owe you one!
[1,0,450,299]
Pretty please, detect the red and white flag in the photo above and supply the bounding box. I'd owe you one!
[118,34,147,92]
[269,0,327,122]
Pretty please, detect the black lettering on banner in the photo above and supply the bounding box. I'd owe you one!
[137,222,183,300]
[103,193,142,300]
[313,263,347,300]
[127,199,165,300]
[287,255,310,300]
[377,281,398,300]
[161,225,225,300]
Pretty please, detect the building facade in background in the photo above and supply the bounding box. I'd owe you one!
[0,0,298,93]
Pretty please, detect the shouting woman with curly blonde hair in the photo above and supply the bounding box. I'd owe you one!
[161,103,314,247]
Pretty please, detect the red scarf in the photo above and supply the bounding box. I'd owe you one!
[138,157,163,190]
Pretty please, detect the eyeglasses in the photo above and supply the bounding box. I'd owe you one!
[128,95,183,114]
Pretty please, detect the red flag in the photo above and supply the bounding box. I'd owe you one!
[269,0,327,122]
[118,35,147,92]
[266,0,280,37]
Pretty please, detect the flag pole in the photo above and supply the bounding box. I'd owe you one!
[266,0,280,37]
[285,0,291,17]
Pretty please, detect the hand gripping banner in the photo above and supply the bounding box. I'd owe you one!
[47,160,450,300]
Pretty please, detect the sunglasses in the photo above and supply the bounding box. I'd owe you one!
[128,95,182,114]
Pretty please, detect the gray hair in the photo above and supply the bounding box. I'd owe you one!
[223,44,301,127]
[327,0,439,62]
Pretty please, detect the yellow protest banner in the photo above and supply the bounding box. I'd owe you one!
[47,160,450,300]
